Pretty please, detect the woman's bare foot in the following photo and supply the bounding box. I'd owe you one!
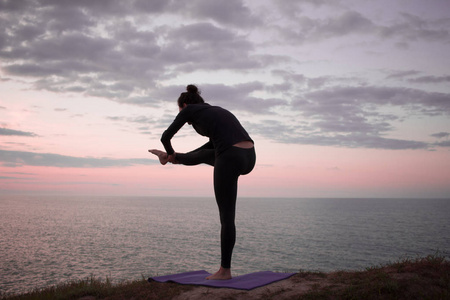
[148,149,169,165]
[206,267,232,280]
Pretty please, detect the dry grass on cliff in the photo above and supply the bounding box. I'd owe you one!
[2,254,448,300]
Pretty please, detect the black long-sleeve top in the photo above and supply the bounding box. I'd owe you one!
[161,103,253,156]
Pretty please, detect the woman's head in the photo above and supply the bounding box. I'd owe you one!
[177,84,204,108]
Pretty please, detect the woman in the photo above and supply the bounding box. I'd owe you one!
[149,84,256,280]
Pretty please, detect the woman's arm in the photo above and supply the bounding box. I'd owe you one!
[160,110,189,155]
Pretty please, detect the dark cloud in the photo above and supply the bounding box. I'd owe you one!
[301,85,450,117]
[0,149,158,168]
[383,70,450,84]
[384,69,422,79]
[62,181,121,186]
[431,132,450,148]
[297,134,429,150]
[106,116,124,122]
[434,141,450,147]
[408,75,450,84]
[20,0,258,27]
[319,11,375,37]
[4,171,37,175]
[186,0,260,28]
[0,128,37,137]
[240,79,450,150]
[1,1,449,152]
[246,119,430,150]
[0,1,272,106]
[0,176,34,180]
[274,0,333,18]
[380,12,450,43]
[275,8,449,45]
[276,10,375,43]
[295,85,449,141]
[431,132,450,139]
[163,22,260,71]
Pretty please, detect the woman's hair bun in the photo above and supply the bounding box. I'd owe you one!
[186,84,199,94]
[178,84,204,106]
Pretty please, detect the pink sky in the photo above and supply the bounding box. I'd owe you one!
[1,0,450,198]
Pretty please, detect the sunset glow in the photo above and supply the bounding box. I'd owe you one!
[1,0,449,198]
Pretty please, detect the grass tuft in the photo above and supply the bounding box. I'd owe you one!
[2,254,449,300]
[298,253,450,300]
[1,275,193,300]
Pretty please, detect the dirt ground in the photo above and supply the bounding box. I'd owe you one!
[171,273,338,300]
[170,260,450,300]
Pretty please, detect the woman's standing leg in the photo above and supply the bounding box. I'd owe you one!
[215,162,239,269]
[206,146,255,280]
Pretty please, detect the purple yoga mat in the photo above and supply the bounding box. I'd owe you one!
[148,270,296,290]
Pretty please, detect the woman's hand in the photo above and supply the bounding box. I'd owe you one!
[167,154,177,164]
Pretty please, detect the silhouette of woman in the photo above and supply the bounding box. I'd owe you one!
[149,84,256,280]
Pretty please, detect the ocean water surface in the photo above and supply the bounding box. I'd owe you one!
[1,195,449,295]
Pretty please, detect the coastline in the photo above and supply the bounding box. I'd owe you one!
[2,254,448,300]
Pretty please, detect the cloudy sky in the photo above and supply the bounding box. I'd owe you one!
[1,0,449,198]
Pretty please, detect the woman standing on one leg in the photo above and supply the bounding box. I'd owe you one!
[149,84,256,280]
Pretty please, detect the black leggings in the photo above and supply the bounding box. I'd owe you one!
[176,146,256,268]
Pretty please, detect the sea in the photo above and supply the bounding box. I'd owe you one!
[1,195,449,295]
